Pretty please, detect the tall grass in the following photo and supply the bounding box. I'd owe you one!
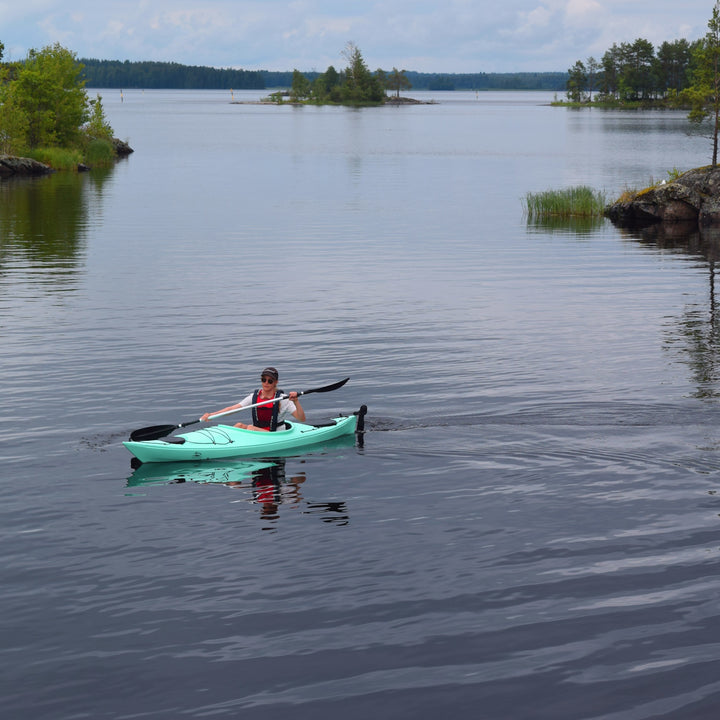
[524,186,607,219]
[83,138,116,167]
[28,147,84,171]
[24,137,117,170]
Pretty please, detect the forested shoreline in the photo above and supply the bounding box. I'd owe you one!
[79,57,568,92]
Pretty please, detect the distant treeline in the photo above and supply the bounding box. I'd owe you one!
[265,70,569,92]
[80,59,265,89]
[405,71,567,91]
[80,58,568,92]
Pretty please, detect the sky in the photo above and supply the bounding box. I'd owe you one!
[0,1,716,74]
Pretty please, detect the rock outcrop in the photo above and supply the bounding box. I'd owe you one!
[605,166,720,228]
[0,155,54,178]
[112,139,134,157]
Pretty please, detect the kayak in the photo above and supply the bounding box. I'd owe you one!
[123,406,365,463]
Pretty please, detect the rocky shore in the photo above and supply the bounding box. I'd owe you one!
[0,139,134,179]
[605,166,720,228]
[0,156,54,178]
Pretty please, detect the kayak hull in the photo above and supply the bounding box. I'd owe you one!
[124,410,362,463]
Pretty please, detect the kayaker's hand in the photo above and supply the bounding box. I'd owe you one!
[201,412,211,422]
[288,391,299,401]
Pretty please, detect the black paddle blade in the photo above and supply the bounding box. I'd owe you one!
[355,404,367,433]
[129,424,179,442]
[129,418,200,442]
[303,377,350,395]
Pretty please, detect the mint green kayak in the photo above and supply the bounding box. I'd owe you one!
[124,406,365,463]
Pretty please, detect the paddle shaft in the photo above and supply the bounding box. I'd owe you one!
[207,392,294,420]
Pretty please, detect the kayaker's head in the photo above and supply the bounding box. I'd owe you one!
[261,367,279,386]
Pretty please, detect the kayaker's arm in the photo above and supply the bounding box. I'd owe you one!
[200,402,243,423]
[288,392,306,422]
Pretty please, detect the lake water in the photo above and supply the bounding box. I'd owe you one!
[2,89,720,719]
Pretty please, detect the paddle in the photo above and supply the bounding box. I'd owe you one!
[128,377,350,442]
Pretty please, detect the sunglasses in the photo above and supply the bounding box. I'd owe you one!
[261,376,276,384]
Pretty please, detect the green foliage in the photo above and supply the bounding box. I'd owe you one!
[680,2,720,165]
[0,67,30,154]
[265,69,568,91]
[84,94,114,141]
[596,39,658,101]
[290,69,311,101]
[386,68,412,98]
[567,36,696,104]
[55,56,571,95]
[427,75,456,91]
[657,39,693,91]
[81,58,265,89]
[566,60,587,102]
[83,139,115,166]
[15,43,89,148]
[339,42,385,104]
[0,42,120,168]
[277,44,385,106]
[524,187,608,219]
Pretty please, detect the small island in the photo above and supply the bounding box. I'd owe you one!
[259,43,422,107]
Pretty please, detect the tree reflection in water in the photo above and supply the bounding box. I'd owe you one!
[629,223,720,399]
[0,169,113,293]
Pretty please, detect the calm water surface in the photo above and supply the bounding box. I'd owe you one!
[2,90,720,719]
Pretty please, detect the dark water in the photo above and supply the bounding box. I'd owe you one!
[2,90,720,719]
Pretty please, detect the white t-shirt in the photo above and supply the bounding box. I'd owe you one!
[238,393,297,423]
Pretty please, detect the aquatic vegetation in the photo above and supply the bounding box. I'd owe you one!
[524,186,608,218]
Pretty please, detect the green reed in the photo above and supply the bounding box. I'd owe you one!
[28,147,84,171]
[83,138,116,167]
[524,186,607,218]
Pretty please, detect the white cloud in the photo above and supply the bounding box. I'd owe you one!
[0,0,716,72]
[517,5,555,34]
[565,0,602,22]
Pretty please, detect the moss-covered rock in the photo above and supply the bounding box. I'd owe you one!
[605,166,720,228]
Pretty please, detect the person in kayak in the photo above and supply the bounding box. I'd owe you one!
[200,367,306,431]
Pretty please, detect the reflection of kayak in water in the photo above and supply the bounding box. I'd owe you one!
[124,406,366,464]
[127,459,277,487]
[128,458,350,526]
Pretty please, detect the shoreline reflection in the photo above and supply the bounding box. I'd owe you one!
[0,169,115,293]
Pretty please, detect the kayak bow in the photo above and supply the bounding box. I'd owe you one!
[123,405,366,463]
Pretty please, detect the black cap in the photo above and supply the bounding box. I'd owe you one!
[261,367,279,380]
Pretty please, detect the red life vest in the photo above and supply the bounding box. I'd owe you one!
[252,389,282,430]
